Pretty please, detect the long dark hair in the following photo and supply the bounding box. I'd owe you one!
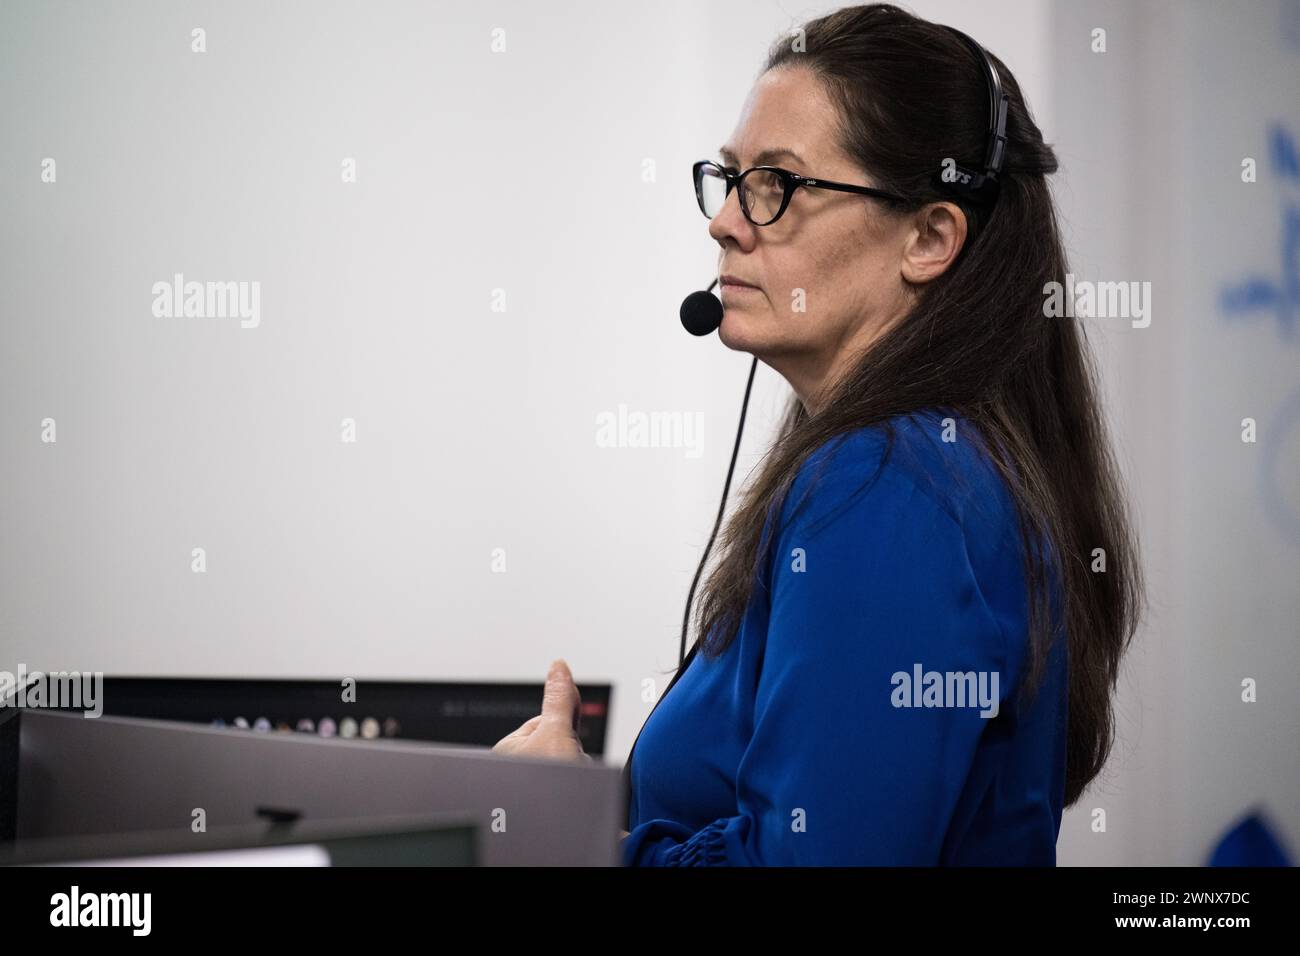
[690,4,1143,807]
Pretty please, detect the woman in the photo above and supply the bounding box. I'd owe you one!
[494,3,1143,865]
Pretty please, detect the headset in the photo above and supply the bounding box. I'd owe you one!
[621,27,1010,828]
[934,26,1010,208]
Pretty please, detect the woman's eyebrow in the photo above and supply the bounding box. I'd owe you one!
[718,146,807,167]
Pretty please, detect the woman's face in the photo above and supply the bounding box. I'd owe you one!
[710,65,965,412]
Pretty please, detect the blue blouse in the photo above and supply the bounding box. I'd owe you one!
[622,409,1069,866]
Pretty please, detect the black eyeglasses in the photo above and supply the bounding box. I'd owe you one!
[693,159,912,226]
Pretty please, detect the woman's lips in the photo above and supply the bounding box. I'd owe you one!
[720,281,762,302]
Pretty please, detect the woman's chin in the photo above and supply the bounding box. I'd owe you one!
[718,308,769,352]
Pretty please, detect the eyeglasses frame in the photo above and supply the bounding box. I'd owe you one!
[693,159,914,226]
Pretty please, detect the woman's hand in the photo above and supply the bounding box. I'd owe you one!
[492,659,593,764]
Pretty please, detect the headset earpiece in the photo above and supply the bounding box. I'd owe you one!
[933,27,1010,209]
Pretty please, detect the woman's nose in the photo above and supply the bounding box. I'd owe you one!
[708,188,757,249]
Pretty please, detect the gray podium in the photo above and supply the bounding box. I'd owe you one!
[0,708,624,866]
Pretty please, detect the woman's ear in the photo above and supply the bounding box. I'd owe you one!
[899,201,968,284]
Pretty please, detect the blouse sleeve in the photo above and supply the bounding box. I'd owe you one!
[622,432,1018,865]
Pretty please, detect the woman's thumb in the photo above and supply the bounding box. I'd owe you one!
[541,658,580,730]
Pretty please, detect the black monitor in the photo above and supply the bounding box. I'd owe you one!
[39,675,612,755]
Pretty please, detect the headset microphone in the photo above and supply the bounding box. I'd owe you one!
[622,299,756,826]
[679,278,723,336]
[677,273,755,667]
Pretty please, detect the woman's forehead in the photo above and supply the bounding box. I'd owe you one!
[722,68,841,168]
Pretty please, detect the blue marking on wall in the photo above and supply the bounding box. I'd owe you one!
[1220,123,1300,548]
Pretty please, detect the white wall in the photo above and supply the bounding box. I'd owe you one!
[0,1,1047,729]
[1046,0,1300,865]
[4,0,1292,866]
